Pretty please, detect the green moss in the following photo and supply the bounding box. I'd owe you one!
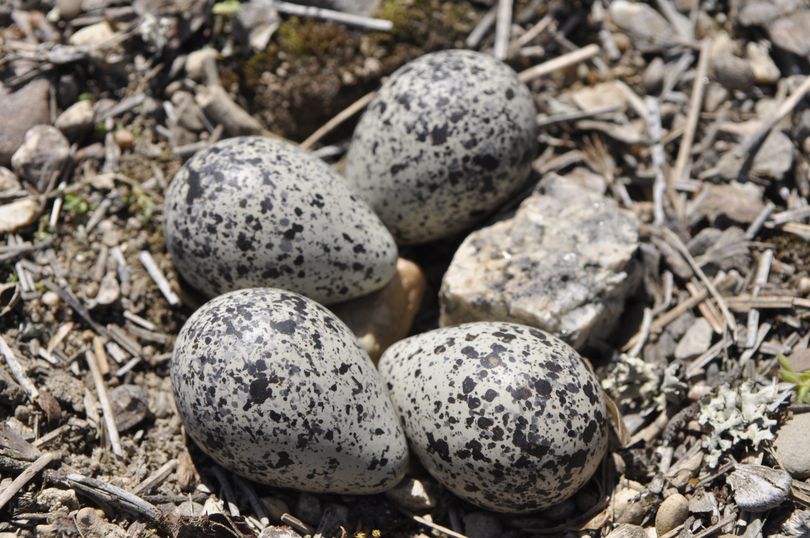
[277,17,351,58]
[63,192,90,216]
[236,0,478,140]
[125,186,157,224]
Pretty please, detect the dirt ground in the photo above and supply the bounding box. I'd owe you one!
[2,0,810,537]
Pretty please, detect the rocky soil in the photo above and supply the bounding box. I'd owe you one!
[2,0,810,537]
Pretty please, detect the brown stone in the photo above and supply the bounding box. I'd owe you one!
[331,258,426,362]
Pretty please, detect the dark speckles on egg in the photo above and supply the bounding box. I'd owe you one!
[171,288,409,494]
[164,136,398,303]
[378,322,609,513]
[345,50,538,244]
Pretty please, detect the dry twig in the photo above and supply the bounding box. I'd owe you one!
[518,44,600,82]
[85,350,124,458]
[0,452,58,511]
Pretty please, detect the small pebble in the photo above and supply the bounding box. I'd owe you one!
[384,478,436,511]
[113,129,134,149]
[68,21,115,48]
[55,100,95,140]
[773,413,810,479]
[654,493,689,535]
[110,384,150,431]
[11,125,70,189]
[0,198,40,234]
[0,167,21,192]
[57,0,82,19]
[41,291,60,307]
[712,55,755,91]
[613,482,646,525]
[173,500,205,517]
[674,318,713,361]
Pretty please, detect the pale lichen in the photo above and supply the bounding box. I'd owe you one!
[601,354,685,413]
[697,381,780,468]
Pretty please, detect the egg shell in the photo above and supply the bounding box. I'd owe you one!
[164,136,398,304]
[345,49,538,244]
[171,287,409,494]
[378,322,608,512]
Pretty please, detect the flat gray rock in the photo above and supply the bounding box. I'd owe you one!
[440,175,640,350]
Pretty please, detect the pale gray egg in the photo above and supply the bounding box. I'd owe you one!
[378,322,608,512]
[345,49,537,244]
[171,287,409,494]
[164,136,398,304]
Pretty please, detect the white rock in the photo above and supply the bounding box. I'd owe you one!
[674,318,713,361]
[11,125,70,190]
[93,272,120,306]
[570,81,628,113]
[612,481,646,524]
[0,198,40,234]
[68,21,115,48]
[41,291,60,307]
[774,413,810,479]
[0,167,21,192]
[55,100,94,140]
[185,47,218,82]
[440,175,640,350]
[608,1,677,49]
[384,477,436,511]
[747,42,780,84]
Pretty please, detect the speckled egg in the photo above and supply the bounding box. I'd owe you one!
[171,287,409,494]
[164,136,398,304]
[378,322,608,513]
[345,49,537,244]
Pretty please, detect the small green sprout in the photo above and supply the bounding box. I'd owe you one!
[778,353,810,404]
[63,192,90,215]
[212,0,241,16]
